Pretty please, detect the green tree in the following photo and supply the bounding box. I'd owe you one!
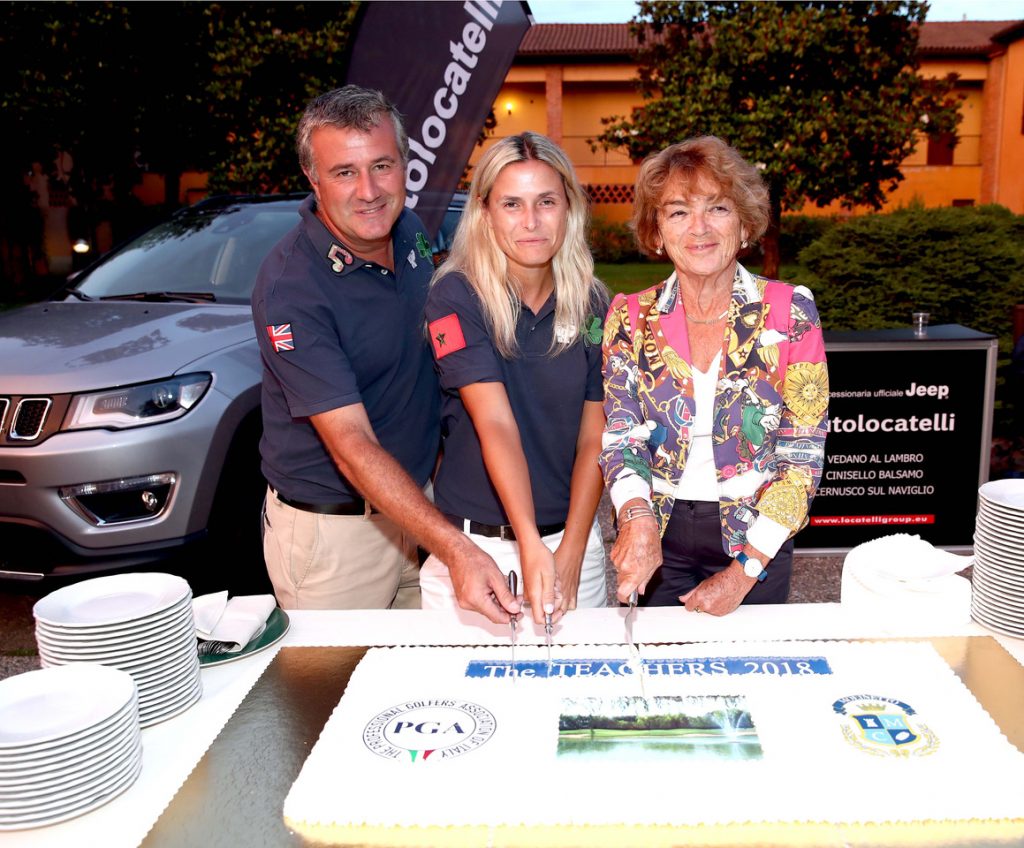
[204,2,358,194]
[0,2,212,209]
[595,1,962,278]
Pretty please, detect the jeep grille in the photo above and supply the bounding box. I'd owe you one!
[0,395,68,445]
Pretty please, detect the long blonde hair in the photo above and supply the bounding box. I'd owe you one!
[432,132,602,358]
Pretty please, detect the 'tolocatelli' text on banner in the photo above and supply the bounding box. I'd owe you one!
[345,0,532,238]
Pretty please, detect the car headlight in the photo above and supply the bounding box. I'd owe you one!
[64,373,211,430]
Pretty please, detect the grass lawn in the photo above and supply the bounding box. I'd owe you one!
[595,261,807,296]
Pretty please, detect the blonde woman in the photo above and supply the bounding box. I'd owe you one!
[421,132,608,623]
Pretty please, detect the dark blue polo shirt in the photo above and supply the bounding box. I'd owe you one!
[252,195,440,503]
[424,272,606,525]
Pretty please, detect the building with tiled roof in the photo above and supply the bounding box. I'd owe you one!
[470,20,1024,220]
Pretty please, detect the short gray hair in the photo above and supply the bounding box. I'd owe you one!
[296,85,409,181]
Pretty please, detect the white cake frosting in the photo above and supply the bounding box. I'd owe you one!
[285,641,1024,829]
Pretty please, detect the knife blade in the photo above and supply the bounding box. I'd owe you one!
[507,571,518,679]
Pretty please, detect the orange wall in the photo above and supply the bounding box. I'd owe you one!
[487,46,1024,221]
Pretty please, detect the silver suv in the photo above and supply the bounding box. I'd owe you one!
[0,192,465,590]
[0,196,305,590]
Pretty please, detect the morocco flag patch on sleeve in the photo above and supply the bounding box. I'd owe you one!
[428,313,466,359]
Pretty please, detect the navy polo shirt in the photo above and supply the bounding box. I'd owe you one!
[424,272,606,526]
[252,195,440,503]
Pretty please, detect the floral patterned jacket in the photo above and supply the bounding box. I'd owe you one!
[600,264,829,558]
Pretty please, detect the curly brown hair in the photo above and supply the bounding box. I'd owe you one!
[631,136,769,259]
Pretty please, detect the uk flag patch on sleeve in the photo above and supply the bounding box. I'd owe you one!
[266,324,294,353]
[428,313,466,359]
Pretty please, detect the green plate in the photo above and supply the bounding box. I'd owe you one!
[198,607,290,667]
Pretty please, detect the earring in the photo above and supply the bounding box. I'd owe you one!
[656,246,663,256]
[741,239,749,249]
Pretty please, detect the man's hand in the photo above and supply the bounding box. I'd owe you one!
[611,499,662,603]
[447,538,521,625]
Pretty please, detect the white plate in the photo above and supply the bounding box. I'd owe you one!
[972,613,1024,640]
[34,591,193,637]
[139,676,203,727]
[971,599,1024,636]
[979,479,1024,511]
[137,661,202,708]
[975,514,1024,540]
[0,727,139,800]
[972,563,1024,594]
[0,720,138,787]
[0,693,138,765]
[0,749,142,829]
[972,534,1024,565]
[34,603,195,650]
[0,734,140,813]
[37,615,196,664]
[0,664,136,749]
[135,666,201,710]
[971,578,1024,613]
[33,573,190,628]
[971,550,1024,579]
[971,587,1024,620]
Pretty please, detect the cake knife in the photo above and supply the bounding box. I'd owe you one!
[544,609,553,672]
[625,588,638,650]
[507,571,518,678]
[626,589,649,705]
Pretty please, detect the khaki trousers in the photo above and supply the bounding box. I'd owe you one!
[262,486,421,610]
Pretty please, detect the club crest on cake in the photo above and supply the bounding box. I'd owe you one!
[833,695,939,757]
[362,699,496,763]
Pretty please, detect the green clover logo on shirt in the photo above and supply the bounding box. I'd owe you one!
[582,314,603,345]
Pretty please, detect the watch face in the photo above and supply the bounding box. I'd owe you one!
[739,553,764,578]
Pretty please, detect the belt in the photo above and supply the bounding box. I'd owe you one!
[444,513,565,541]
[275,490,373,515]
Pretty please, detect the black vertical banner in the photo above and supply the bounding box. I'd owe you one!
[345,0,533,238]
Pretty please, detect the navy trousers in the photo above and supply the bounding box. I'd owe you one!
[639,500,793,607]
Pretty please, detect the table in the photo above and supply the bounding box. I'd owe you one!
[3,605,1023,848]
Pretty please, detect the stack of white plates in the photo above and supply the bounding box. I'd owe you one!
[971,479,1024,637]
[33,573,202,727]
[0,663,142,830]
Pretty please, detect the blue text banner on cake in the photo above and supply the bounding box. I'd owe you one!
[465,657,833,678]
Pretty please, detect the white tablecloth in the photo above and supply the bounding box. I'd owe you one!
[2,604,1021,848]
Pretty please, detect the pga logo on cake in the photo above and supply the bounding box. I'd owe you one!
[833,695,939,757]
[362,700,496,762]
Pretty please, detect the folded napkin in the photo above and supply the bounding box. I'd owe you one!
[193,592,277,654]
[840,533,973,626]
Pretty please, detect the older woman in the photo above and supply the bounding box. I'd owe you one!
[420,132,608,622]
[601,136,828,615]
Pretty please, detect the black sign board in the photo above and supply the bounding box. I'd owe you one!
[800,328,997,551]
[345,0,533,239]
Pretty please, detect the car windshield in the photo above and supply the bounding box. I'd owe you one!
[70,200,301,306]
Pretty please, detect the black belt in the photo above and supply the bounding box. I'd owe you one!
[275,491,373,515]
[444,513,565,541]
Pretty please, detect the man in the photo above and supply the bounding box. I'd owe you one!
[252,85,516,622]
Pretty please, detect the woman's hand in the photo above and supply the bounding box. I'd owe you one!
[679,562,754,616]
[552,540,584,612]
[611,499,662,603]
[519,538,563,625]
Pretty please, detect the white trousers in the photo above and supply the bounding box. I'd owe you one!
[420,517,608,610]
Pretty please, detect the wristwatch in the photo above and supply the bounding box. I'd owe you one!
[736,551,767,582]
